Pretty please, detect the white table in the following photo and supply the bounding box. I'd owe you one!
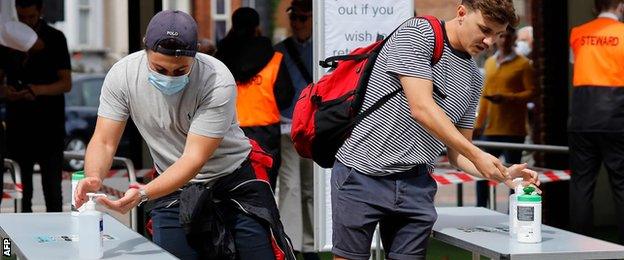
[433,207,624,260]
[0,213,177,259]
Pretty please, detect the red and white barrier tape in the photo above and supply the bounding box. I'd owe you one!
[432,163,571,186]
[3,165,572,199]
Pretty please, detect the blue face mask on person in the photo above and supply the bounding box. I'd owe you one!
[147,65,191,95]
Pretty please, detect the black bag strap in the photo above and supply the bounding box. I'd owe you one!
[284,37,313,84]
[353,16,445,126]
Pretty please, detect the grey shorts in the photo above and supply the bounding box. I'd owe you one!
[331,160,438,260]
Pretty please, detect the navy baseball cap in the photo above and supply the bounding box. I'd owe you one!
[145,10,198,57]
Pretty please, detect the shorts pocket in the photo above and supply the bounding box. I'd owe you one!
[332,163,356,190]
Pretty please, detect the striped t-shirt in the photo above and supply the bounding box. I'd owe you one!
[336,17,483,175]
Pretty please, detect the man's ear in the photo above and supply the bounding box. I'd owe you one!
[457,5,467,18]
[618,3,624,16]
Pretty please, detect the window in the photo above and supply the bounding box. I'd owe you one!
[241,0,255,7]
[216,0,225,14]
[211,0,231,42]
[81,79,104,107]
[77,0,90,45]
[65,81,83,106]
[66,78,104,107]
[215,21,227,42]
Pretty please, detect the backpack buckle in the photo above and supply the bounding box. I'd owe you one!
[319,60,338,69]
[311,95,322,105]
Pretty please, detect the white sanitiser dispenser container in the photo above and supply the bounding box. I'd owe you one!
[517,186,542,243]
[79,193,107,259]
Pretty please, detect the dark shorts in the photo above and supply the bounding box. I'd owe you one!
[331,161,438,260]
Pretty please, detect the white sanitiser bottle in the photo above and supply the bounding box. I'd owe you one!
[509,178,524,236]
[79,193,107,259]
[517,186,542,243]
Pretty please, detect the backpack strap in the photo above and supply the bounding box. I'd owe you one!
[354,16,446,126]
[421,15,444,66]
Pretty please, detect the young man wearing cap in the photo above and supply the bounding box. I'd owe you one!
[273,1,319,260]
[74,10,294,259]
[331,1,539,259]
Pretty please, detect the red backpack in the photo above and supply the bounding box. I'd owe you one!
[291,16,445,168]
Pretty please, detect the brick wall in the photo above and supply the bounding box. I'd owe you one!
[193,0,212,40]
[415,0,460,20]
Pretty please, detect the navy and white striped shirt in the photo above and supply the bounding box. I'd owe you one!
[336,17,483,175]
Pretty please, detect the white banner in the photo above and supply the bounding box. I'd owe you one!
[323,0,414,59]
[313,0,414,252]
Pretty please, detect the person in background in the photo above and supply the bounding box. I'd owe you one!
[198,38,216,56]
[0,0,71,212]
[274,0,319,259]
[215,7,294,190]
[515,25,533,58]
[569,0,624,245]
[474,26,537,208]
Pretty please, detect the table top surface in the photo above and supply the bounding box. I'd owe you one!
[433,207,624,260]
[0,213,177,260]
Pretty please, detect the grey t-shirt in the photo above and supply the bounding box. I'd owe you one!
[98,51,251,185]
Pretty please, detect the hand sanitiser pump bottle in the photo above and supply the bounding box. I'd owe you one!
[516,186,542,243]
[508,178,524,236]
[79,193,106,259]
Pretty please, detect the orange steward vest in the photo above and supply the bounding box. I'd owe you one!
[570,17,624,87]
[236,52,283,127]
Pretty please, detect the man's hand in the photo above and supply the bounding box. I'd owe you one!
[75,176,102,208]
[504,163,541,191]
[5,86,31,101]
[484,94,509,104]
[97,188,141,214]
[472,151,508,182]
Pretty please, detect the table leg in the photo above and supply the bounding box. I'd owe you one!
[489,184,497,210]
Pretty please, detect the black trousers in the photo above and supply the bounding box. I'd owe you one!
[6,128,64,213]
[13,150,64,212]
[569,132,624,245]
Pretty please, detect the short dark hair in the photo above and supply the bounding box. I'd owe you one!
[595,0,624,12]
[15,0,43,9]
[462,0,519,27]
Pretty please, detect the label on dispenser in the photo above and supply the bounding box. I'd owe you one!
[517,206,534,221]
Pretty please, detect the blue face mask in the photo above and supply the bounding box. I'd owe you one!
[147,65,191,95]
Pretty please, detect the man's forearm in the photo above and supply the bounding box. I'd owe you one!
[451,153,484,178]
[143,155,205,200]
[411,102,480,161]
[31,80,71,96]
[84,139,116,180]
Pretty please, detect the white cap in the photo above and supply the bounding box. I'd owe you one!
[512,178,524,194]
[84,193,107,211]
[0,21,38,52]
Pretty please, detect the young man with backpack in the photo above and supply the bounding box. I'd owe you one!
[309,1,539,259]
